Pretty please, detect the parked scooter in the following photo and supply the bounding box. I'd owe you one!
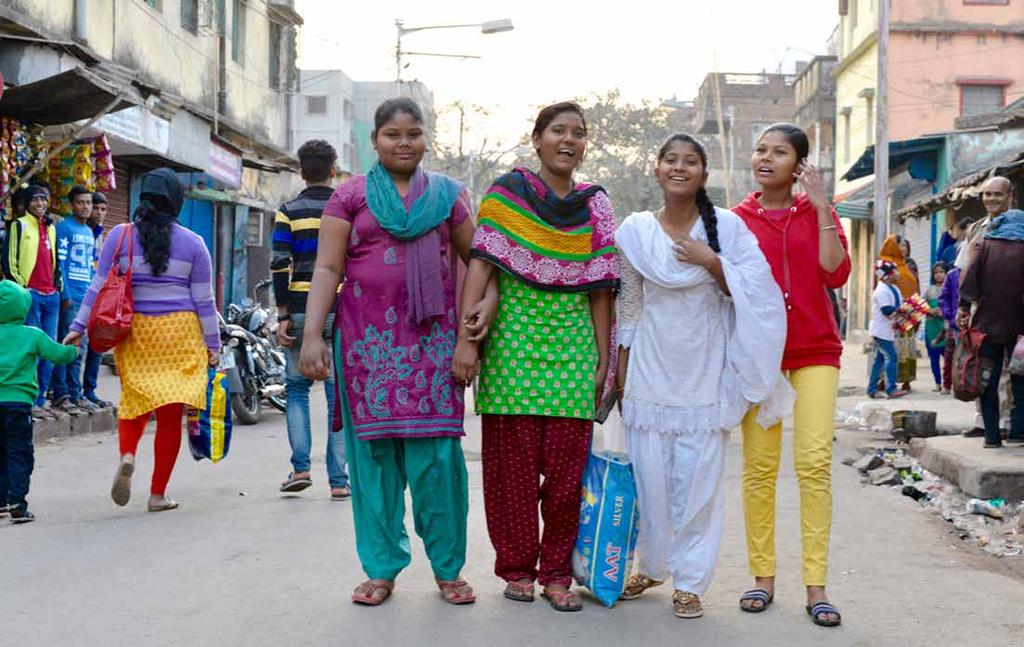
[220,279,287,424]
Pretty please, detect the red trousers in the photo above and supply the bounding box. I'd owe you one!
[481,414,592,588]
[118,404,184,496]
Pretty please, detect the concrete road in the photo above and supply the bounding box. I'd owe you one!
[4,387,1024,646]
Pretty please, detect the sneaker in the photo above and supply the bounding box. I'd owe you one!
[75,399,98,412]
[941,389,951,395]
[0,504,9,517]
[888,390,909,399]
[54,398,82,414]
[931,385,943,392]
[86,394,113,409]
[1005,437,1024,447]
[8,505,35,524]
[963,427,986,438]
[867,391,887,400]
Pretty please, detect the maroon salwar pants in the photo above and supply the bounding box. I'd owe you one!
[481,414,592,588]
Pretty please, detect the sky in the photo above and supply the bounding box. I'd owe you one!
[295,0,841,150]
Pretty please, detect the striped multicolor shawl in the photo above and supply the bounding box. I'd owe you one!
[470,167,619,292]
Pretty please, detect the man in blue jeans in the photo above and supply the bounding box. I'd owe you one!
[270,140,349,499]
[80,191,112,408]
[51,186,97,413]
[0,183,63,418]
[958,209,1024,448]
[868,260,907,400]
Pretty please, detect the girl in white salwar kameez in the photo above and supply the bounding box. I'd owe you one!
[614,134,789,619]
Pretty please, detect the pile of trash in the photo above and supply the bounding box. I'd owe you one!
[846,448,1024,558]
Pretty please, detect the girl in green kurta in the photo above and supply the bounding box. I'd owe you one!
[454,102,619,612]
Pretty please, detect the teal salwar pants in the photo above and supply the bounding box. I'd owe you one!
[334,329,469,582]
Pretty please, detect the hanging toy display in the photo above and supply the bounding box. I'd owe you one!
[93,133,116,191]
[0,117,47,221]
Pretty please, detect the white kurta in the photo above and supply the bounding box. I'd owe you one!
[615,208,789,595]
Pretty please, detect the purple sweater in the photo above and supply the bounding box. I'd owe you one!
[71,223,221,351]
[939,267,961,332]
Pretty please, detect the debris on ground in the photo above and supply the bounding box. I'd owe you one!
[849,447,1023,558]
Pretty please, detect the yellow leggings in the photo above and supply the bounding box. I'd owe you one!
[741,365,839,587]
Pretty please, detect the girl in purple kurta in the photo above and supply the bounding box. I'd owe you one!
[300,98,496,608]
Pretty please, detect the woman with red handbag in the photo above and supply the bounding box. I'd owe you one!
[64,169,220,512]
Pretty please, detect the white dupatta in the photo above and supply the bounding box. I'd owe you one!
[615,208,792,430]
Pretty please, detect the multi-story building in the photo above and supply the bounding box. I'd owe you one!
[834,0,1024,334]
[289,72,434,174]
[792,55,839,197]
[0,0,305,309]
[692,72,797,206]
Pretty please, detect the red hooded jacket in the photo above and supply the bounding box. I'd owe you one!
[733,192,851,371]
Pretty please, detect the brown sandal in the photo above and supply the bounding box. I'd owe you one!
[542,585,583,612]
[620,573,664,600]
[436,578,476,605]
[504,579,535,602]
[352,579,395,606]
[672,591,703,618]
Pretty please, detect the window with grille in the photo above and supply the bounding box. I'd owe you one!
[961,84,1005,116]
[306,96,327,115]
[231,0,246,64]
[268,22,282,88]
[247,210,264,246]
[180,0,198,34]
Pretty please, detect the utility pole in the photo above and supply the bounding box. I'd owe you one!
[872,0,890,253]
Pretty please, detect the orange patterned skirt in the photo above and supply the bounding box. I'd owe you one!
[114,312,208,420]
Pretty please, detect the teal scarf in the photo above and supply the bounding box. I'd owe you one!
[365,162,465,325]
[365,162,462,240]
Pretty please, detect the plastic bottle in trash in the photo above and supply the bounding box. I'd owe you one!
[966,498,1004,519]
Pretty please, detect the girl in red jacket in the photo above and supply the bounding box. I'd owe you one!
[732,123,850,628]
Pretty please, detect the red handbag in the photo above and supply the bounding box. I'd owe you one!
[952,327,993,403]
[87,225,135,352]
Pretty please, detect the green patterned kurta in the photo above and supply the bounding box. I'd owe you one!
[476,273,598,419]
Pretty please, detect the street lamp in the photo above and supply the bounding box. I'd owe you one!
[395,18,514,83]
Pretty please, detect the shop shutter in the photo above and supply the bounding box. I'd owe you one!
[104,160,132,228]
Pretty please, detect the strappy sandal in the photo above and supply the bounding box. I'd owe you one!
[503,579,535,602]
[541,585,583,612]
[806,601,842,627]
[672,591,703,618]
[437,578,476,605]
[280,473,313,493]
[620,573,664,600]
[739,588,774,613]
[352,579,395,606]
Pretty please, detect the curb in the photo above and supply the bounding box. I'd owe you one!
[910,437,1024,500]
[33,407,118,442]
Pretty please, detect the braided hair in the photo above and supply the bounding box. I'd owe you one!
[657,133,720,253]
[134,197,176,276]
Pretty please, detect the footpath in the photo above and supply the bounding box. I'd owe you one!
[835,340,1024,501]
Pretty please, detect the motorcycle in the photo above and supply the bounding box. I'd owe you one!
[219,279,287,425]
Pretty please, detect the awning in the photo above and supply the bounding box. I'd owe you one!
[895,150,1024,222]
[841,136,946,182]
[0,65,140,125]
[188,188,232,202]
[834,180,874,221]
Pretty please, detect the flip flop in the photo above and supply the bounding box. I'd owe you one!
[352,579,394,606]
[739,588,774,613]
[503,580,535,602]
[806,601,842,627]
[280,473,313,493]
[541,586,583,612]
[437,578,476,605]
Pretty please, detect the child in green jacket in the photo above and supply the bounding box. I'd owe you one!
[0,279,78,523]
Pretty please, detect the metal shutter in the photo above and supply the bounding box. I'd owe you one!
[104,161,132,228]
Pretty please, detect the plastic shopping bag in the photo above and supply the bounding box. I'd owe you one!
[572,449,640,608]
[187,369,233,463]
[1009,336,1024,377]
